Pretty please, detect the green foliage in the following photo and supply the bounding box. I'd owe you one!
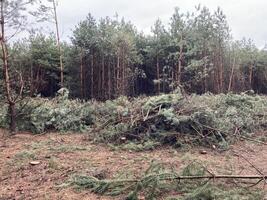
[68,162,264,200]
[3,5,267,103]
[69,14,141,99]
[7,32,65,98]
[142,93,183,111]
[13,89,93,133]
[94,93,267,150]
[1,91,267,150]
[30,99,92,133]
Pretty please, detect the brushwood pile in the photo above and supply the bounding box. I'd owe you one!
[1,89,267,150]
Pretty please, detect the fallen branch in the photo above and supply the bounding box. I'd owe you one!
[170,175,267,180]
[70,173,267,197]
[73,174,267,184]
[240,136,267,145]
[70,161,267,198]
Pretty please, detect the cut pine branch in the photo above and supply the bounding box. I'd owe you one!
[169,175,267,180]
[70,172,267,197]
[72,174,267,185]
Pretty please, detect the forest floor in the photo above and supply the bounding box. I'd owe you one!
[0,129,267,200]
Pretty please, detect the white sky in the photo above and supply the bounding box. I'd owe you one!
[52,0,267,47]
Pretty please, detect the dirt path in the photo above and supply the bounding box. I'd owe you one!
[0,130,266,200]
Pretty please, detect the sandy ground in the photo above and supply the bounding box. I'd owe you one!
[0,129,266,200]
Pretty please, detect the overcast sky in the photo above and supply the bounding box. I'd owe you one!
[53,0,267,47]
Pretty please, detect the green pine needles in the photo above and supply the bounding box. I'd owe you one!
[68,162,264,200]
[1,90,267,150]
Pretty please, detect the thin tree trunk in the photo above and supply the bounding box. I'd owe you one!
[171,68,174,91]
[80,48,84,98]
[30,58,34,96]
[98,58,101,99]
[178,58,182,85]
[218,45,224,93]
[122,49,125,95]
[203,62,208,93]
[108,59,111,99]
[249,64,253,90]
[36,66,40,93]
[228,58,235,92]
[102,56,105,99]
[219,61,223,92]
[214,51,220,93]
[116,49,120,95]
[178,37,183,85]
[203,41,208,93]
[52,0,64,87]
[0,0,16,132]
[156,55,160,94]
[212,52,220,94]
[91,53,94,99]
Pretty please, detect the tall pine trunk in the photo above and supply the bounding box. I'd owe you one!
[228,58,235,92]
[178,36,183,85]
[101,56,105,99]
[108,59,111,99]
[91,53,94,98]
[1,0,16,132]
[249,64,253,90]
[52,0,64,87]
[80,48,84,98]
[116,49,120,96]
[156,55,160,94]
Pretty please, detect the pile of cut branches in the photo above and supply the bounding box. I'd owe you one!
[92,92,267,150]
[1,90,267,149]
[0,88,94,133]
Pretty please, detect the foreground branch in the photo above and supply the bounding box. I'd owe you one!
[72,173,267,186]
[170,175,267,180]
[70,171,267,198]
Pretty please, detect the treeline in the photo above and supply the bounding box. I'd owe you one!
[1,5,267,100]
